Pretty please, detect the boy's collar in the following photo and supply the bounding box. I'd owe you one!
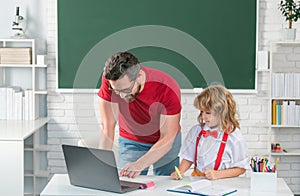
[203,124,220,131]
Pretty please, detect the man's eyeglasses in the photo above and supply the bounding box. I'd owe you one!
[108,80,136,95]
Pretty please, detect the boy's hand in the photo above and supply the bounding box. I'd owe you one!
[170,171,183,180]
[204,168,218,180]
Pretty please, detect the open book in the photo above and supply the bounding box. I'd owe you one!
[167,179,237,196]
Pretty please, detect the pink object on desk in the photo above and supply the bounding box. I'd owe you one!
[139,181,155,189]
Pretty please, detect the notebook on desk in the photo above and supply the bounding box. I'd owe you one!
[167,179,237,196]
[62,144,143,193]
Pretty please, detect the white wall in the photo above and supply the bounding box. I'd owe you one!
[0,0,47,53]
[0,0,299,194]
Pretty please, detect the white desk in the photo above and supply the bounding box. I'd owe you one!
[41,174,294,196]
[0,118,49,196]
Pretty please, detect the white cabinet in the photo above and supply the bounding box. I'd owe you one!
[0,118,49,196]
[269,41,300,157]
[0,38,49,196]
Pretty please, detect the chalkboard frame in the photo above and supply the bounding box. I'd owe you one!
[56,0,258,91]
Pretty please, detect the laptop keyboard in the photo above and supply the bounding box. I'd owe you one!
[121,185,131,189]
[120,180,142,191]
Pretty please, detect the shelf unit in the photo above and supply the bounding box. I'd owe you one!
[0,39,49,196]
[0,38,47,120]
[271,149,300,156]
[269,41,300,157]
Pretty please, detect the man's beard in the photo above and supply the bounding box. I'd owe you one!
[124,84,141,102]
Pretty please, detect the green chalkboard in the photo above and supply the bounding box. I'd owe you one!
[57,0,257,89]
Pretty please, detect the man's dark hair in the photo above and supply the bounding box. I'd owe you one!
[103,52,141,81]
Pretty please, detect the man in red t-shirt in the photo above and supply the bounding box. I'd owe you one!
[98,52,182,178]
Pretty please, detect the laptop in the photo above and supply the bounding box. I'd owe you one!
[62,144,144,193]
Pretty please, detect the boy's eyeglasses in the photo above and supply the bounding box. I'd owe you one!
[108,80,136,95]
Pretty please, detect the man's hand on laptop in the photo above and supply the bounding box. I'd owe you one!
[120,162,144,178]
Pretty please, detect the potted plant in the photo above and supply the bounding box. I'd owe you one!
[279,0,300,40]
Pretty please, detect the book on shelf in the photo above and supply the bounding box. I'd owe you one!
[296,106,300,127]
[6,86,22,120]
[22,96,25,120]
[14,91,23,120]
[167,179,237,196]
[282,101,287,125]
[0,87,6,119]
[276,104,281,125]
[0,57,32,64]
[288,101,295,125]
[0,47,32,53]
[24,89,34,120]
[272,100,277,125]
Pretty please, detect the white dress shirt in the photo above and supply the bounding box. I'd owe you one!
[179,124,248,172]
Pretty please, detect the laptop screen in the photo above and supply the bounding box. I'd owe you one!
[62,144,142,193]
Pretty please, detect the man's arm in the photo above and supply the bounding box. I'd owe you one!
[120,113,180,178]
[98,97,118,150]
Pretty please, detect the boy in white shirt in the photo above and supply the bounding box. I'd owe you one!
[171,85,248,180]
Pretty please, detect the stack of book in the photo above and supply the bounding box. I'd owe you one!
[0,47,32,64]
[272,100,300,126]
[272,73,300,98]
[0,86,35,120]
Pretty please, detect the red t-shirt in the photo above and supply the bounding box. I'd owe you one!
[98,66,181,144]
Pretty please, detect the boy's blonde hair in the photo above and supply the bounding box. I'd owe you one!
[193,85,240,133]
